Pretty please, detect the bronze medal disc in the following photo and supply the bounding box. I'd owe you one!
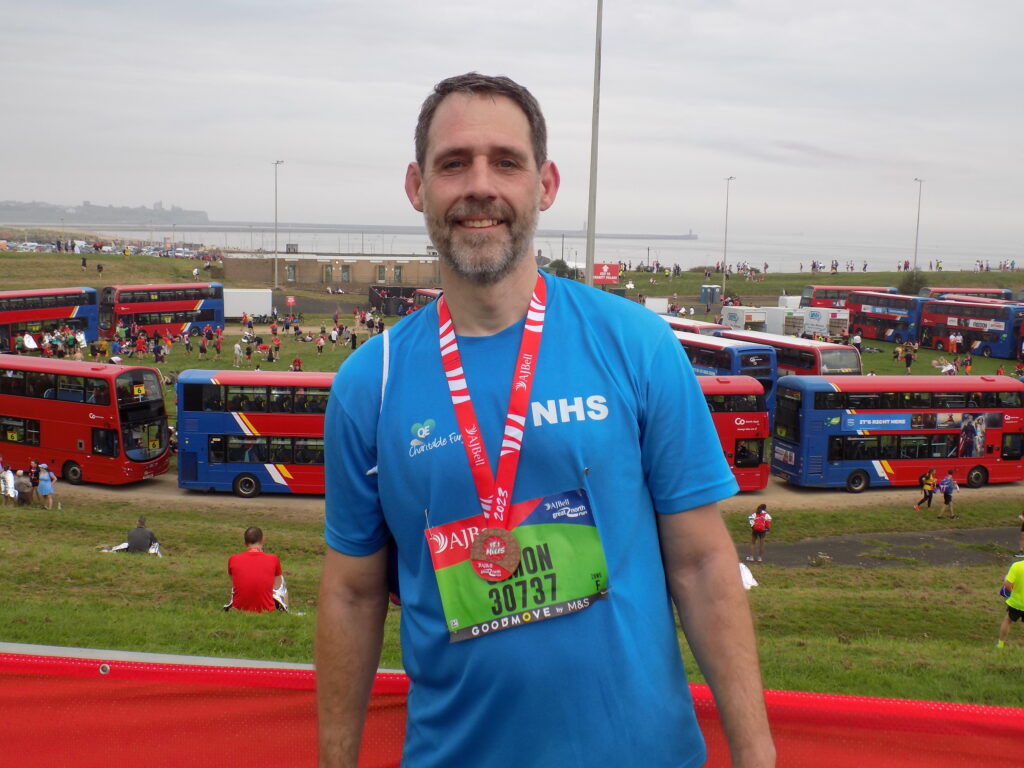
[470,527,521,581]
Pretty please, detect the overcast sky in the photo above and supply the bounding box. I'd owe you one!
[4,0,1022,251]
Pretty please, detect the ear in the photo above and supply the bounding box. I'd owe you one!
[405,162,424,212]
[538,160,560,212]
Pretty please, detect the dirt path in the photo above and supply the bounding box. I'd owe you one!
[52,472,1024,566]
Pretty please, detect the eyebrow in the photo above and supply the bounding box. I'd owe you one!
[430,143,532,167]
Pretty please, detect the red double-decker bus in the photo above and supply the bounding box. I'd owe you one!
[658,315,730,335]
[846,291,928,344]
[919,286,1013,300]
[0,287,99,353]
[799,285,897,308]
[98,283,224,340]
[918,299,1024,358]
[699,376,769,491]
[0,356,169,484]
[718,329,862,376]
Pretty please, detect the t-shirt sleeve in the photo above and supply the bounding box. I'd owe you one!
[323,338,390,556]
[640,328,739,514]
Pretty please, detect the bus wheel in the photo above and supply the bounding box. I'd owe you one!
[966,466,988,488]
[189,327,202,337]
[63,461,83,485]
[845,470,869,493]
[980,346,992,358]
[894,334,903,344]
[233,474,261,498]
[935,340,945,351]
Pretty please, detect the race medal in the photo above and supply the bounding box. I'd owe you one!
[470,527,521,581]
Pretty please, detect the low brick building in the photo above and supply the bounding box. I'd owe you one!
[222,251,441,291]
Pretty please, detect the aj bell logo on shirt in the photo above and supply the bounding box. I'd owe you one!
[407,395,609,459]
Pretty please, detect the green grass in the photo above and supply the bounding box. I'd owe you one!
[3,495,1021,704]
[4,249,1024,705]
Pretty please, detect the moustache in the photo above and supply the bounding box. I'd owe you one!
[444,202,515,225]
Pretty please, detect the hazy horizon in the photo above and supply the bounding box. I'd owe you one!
[5,2,1023,253]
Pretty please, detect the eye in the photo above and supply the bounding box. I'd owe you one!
[497,159,518,169]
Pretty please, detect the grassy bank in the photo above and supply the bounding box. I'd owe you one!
[3,496,1021,705]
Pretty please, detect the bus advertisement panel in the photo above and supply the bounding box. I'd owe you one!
[918,299,1024,358]
[658,315,730,335]
[0,356,169,484]
[99,282,225,340]
[799,285,897,308]
[699,376,769,492]
[0,287,99,352]
[770,375,1024,492]
[176,369,332,497]
[846,291,928,344]
[919,287,1013,300]
[673,331,777,414]
[717,329,861,377]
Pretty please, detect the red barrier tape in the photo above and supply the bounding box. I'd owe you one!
[4,651,1023,767]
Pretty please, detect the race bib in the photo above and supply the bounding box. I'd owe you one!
[425,489,609,643]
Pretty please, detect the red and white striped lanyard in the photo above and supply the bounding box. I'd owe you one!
[436,273,547,528]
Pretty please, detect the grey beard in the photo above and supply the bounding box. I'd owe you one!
[426,205,538,286]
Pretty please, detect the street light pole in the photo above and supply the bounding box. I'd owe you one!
[913,177,924,271]
[273,160,284,289]
[722,176,736,302]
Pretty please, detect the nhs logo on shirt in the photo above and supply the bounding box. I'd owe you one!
[406,394,610,459]
[531,395,609,426]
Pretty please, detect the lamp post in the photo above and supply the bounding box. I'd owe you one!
[912,177,924,271]
[273,160,284,289]
[721,176,736,302]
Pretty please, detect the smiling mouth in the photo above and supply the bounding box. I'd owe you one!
[458,218,503,228]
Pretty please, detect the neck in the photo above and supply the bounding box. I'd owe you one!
[440,257,539,336]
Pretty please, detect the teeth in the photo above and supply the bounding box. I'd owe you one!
[462,219,500,228]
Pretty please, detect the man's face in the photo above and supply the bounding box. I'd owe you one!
[406,93,558,285]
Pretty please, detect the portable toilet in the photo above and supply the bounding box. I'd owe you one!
[699,284,722,304]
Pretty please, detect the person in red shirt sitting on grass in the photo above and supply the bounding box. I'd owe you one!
[225,526,288,612]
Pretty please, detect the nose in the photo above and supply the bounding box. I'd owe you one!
[462,156,498,201]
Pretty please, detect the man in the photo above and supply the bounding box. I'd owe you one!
[126,516,159,553]
[997,556,1024,647]
[226,526,286,613]
[936,469,959,519]
[316,74,774,767]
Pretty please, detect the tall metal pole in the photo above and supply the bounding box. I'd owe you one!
[273,160,284,289]
[913,177,924,271]
[722,176,735,301]
[584,0,603,287]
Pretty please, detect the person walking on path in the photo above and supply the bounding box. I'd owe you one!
[914,468,936,511]
[747,503,772,562]
[936,470,959,519]
[1016,509,1024,558]
[996,558,1024,647]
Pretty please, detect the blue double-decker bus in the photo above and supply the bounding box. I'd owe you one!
[771,374,1024,493]
[673,331,778,415]
[176,368,332,497]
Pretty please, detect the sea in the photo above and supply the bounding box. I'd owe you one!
[97,225,1022,275]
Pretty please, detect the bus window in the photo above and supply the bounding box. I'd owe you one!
[270,437,293,463]
[0,369,25,396]
[92,428,119,457]
[734,439,762,467]
[1003,434,1024,461]
[209,435,226,463]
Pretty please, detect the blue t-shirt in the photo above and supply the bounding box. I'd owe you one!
[324,271,738,767]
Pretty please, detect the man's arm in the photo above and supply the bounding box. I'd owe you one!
[316,545,389,768]
[658,504,776,768]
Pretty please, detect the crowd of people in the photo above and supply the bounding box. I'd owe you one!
[0,457,59,509]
